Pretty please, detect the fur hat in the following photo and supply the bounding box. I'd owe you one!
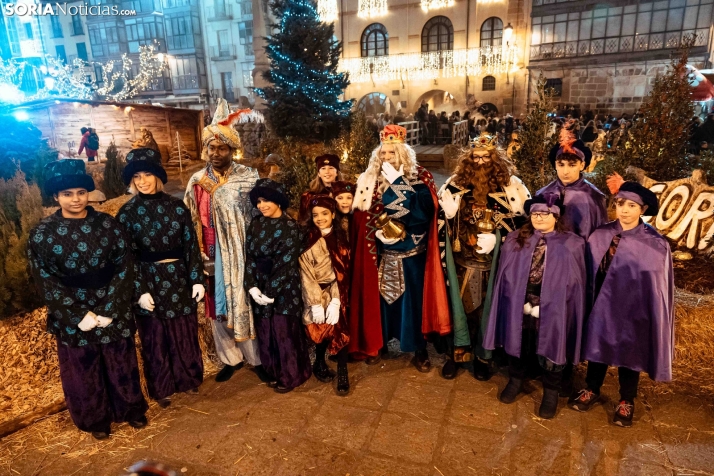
[331,181,355,197]
[308,194,336,213]
[315,154,340,170]
[44,159,95,196]
[122,147,167,185]
[249,178,290,210]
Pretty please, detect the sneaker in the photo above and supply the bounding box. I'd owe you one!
[441,358,458,380]
[274,384,293,394]
[499,378,523,404]
[613,400,634,427]
[568,388,601,412]
[539,387,559,419]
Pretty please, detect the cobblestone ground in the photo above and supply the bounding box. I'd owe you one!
[2,345,713,476]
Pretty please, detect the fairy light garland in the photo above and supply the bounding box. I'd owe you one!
[340,45,517,83]
[317,0,338,22]
[357,0,388,18]
[420,0,454,13]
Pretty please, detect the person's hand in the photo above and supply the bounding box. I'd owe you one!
[192,284,205,302]
[138,293,155,311]
[201,252,210,262]
[380,162,404,184]
[311,304,326,324]
[95,315,113,328]
[325,298,340,326]
[375,230,400,245]
[438,189,461,219]
[475,233,497,254]
[248,287,274,306]
[78,312,98,331]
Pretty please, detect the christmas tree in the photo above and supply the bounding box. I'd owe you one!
[103,140,126,199]
[256,0,352,141]
[512,75,558,192]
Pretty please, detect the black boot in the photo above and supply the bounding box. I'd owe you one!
[336,364,350,396]
[128,415,148,429]
[539,387,559,419]
[414,349,431,373]
[215,362,244,382]
[313,357,336,383]
[252,365,273,383]
[441,357,457,380]
[473,358,492,381]
[499,378,523,404]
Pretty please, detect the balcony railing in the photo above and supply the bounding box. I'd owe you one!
[340,46,517,84]
[530,29,708,61]
[212,87,243,102]
[210,45,237,60]
[173,74,201,90]
[206,3,233,20]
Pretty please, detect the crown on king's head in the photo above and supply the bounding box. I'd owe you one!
[469,132,498,151]
[380,125,407,144]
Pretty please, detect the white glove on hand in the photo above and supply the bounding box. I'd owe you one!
[380,162,404,184]
[438,189,461,219]
[375,229,400,245]
[475,233,497,255]
[192,284,205,302]
[96,315,113,328]
[325,298,340,326]
[201,252,210,261]
[249,287,274,306]
[311,304,326,324]
[530,306,540,319]
[138,293,155,311]
[78,312,98,332]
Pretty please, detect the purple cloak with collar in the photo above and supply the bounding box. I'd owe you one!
[483,230,586,365]
[584,220,674,381]
[537,176,607,240]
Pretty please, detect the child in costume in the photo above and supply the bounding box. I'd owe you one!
[117,148,205,408]
[299,195,351,395]
[299,154,344,222]
[569,178,674,427]
[331,180,355,236]
[245,178,312,393]
[28,159,147,440]
[483,193,586,419]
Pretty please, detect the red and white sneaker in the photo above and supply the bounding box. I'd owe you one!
[613,400,634,427]
[568,388,601,412]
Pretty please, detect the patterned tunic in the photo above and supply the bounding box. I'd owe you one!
[245,215,303,319]
[27,207,135,347]
[117,192,204,318]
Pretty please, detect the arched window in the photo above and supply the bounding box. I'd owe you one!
[357,92,392,115]
[361,23,388,57]
[482,76,496,91]
[421,16,453,52]
[480,17,503,47]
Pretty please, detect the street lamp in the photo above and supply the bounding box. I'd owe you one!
[503,23,514,46]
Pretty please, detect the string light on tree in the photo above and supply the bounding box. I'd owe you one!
[317,0,338,22]
[420,0,454,13]
[357,0,388,18]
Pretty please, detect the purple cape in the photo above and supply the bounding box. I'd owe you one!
[584,220,674,381]
[483,230,586,365]
[537,176,607,240]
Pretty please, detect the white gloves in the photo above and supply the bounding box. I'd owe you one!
[96,315,113,328]
[381,162,404,184]
[311,304,326,324]
[249,287,274,306]
[192,284,205,302]
[138,293,155,311]
[438,189,461,219]
[375,229,400,245]
[325,298,340,326]
[523,303,540,318]
[475,233,497,255]
[78,312,98,331]
[201,252,210,261]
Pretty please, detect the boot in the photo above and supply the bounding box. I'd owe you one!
[313,357,336,383]
[127,415,148,429]
[441,357,457,380]
[157,397,171,409]
[252,365,273,383]
[473,358,491,381]
[499,378,523,404]
[414,349,431,373]
[215,362,244,382]
[336,364,350,396]
[539,387,559,419]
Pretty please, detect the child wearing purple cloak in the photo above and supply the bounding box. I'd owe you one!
[569,180,674,427]
[483,193,586,419]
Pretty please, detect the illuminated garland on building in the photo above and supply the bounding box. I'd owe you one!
[357,0,388,18]
[420,0,454,12]
[317,0,338,22]
[340,45,517,83]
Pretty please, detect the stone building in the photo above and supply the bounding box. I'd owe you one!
[527,0,714,116]
[251,0,531,117]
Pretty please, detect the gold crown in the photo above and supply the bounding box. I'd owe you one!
[470,133,498,151]
[380,125,407,144]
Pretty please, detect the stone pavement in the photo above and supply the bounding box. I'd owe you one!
[2,346,713,476]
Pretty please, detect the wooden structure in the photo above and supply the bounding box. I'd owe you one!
[10,99,203,164]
